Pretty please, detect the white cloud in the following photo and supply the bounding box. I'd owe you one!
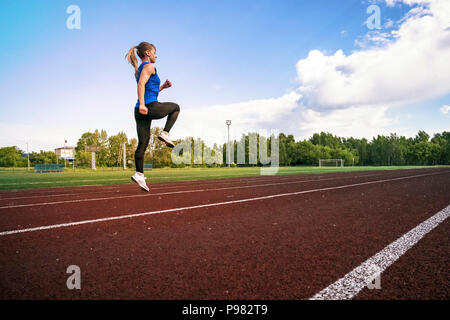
[173,92,301,146]
[384,19,394,28]
[172,0,450,145]
[440,105,450,115]
[386,0,430,7]
[296,0,450,109]
[354,30,395,48]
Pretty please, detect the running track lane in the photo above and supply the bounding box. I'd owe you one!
[0,169,447,232]
[0,168,449,299]
[355,215,449,299]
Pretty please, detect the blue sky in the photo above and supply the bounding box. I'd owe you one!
[0,0,449,152]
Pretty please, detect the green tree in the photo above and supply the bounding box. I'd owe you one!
[107,132,129,167]
[310,132,343,149]
[431,131,450,164]
[278,134,296,165]
[0,146,25,167]
[76,151,92,168]
[29,150,57,165]
[414,130,430,144]
[127,138,138,168]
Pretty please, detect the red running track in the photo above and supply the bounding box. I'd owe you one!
[0,167,449,299]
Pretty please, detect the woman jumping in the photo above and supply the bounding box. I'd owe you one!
[126,42,180,192]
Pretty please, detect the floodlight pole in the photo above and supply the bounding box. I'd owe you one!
[226,120,231,167]
[64,139,66,168]
[123,143,126,170]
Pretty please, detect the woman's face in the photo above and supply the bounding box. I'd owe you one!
[146,48,157,63]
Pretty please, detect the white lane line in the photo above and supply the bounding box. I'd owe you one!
[0,171,422,209]
[0,171,447,236]
[0,173,338,200]
[0,178,131,185]
[0,173,263,186]
[309,204,450,300]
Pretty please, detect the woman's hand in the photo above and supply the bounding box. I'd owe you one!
[139,104,148,115]
[161,79,172,89]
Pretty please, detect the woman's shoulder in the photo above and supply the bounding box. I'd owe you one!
[142,63,156,74]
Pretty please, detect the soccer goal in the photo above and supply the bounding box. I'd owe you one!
[319,159,345,167]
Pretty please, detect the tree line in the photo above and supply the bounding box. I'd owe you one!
[277,131,449,166]
[0,129,448,168]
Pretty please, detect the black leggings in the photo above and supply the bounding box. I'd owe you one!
[134,101,180,173]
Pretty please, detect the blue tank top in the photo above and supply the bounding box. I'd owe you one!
[135,62,160,107]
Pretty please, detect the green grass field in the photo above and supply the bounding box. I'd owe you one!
[0,165,446,191]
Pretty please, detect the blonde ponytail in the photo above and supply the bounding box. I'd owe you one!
[126,45,139,75]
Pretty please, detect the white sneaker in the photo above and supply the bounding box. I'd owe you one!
[131,172,149,192]
[158,131,175,148]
